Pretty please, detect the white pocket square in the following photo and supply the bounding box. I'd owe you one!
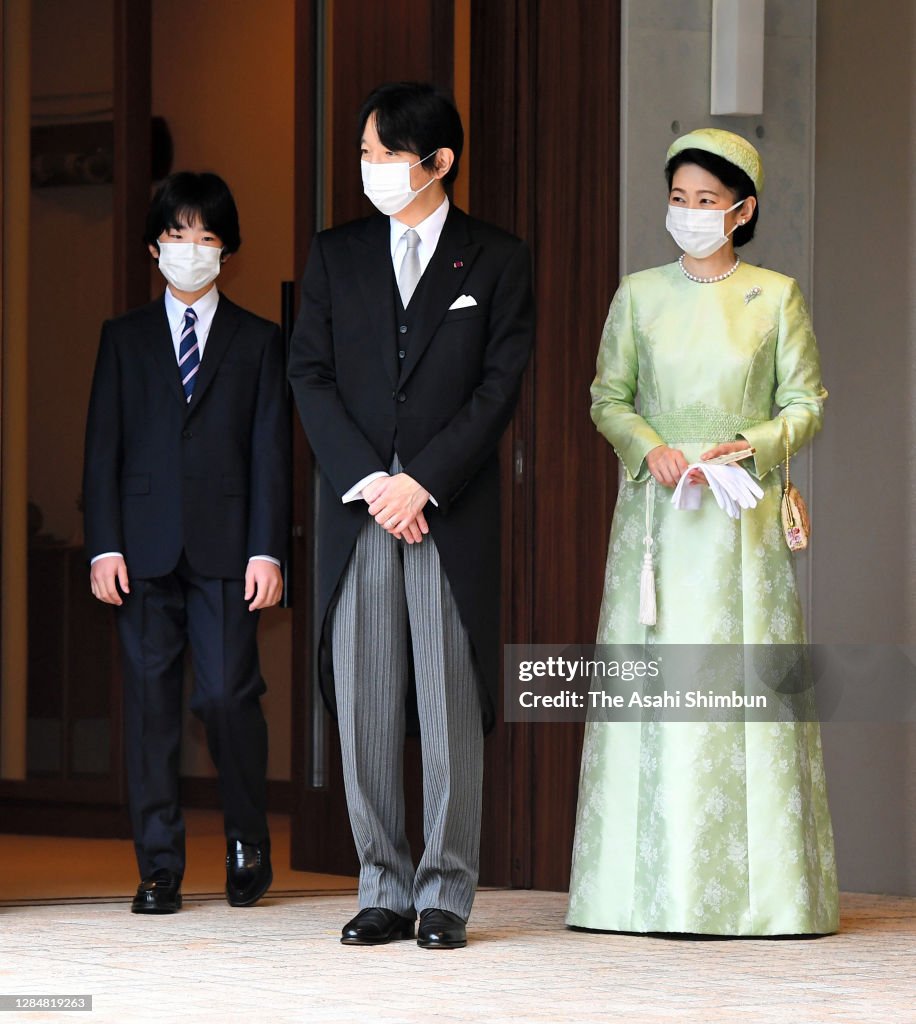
[448,294,478,310]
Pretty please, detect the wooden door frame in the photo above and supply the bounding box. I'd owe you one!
[0,0,149,834]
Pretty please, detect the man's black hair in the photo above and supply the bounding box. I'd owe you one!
[358,82,464,186]
[145,171,241,255]
[665,148,759,247]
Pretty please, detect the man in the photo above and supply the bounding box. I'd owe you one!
[83,172,289,913]
[289,82,534,949]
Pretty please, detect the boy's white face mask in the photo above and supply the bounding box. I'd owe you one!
[157,241,222,293]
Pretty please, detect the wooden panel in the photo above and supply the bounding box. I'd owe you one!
[113,0,151,314]
[329,0,454,228]
[469,0,621,892]
[528,0,621,891]
[469,0,536,889]
[288,0,354,872]
[0,11,5,679]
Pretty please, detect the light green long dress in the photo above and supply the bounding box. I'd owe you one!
[566,261,839,935]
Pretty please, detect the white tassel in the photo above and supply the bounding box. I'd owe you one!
[638,549,657,626]
[638,478,657,626]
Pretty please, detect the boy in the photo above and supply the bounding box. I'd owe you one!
[83,172,289,913]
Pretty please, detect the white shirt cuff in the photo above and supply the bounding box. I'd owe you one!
[90,552,123,565]
[341,470,438,507]
[91,552,280,568]
[342,471,389,503]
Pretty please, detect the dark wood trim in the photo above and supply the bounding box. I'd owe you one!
[113,0,151,315]
[0,800,132,839]
[470,0,537,890]
[0,776,122,804]
[293,0,318,280]
[0,777,292,838]
[289,0,322,872]
[508,0,537,893]
[0,0,6,677]
[527,0,621,891]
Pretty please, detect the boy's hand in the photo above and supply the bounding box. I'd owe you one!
[90,555,130,606]
[245,560,283,611]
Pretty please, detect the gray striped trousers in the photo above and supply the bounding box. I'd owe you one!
[330,514,484,920]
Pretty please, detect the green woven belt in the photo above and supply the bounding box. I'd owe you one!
[645,403,765,443]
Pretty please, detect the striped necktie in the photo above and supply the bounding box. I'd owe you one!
[179,307,200,402]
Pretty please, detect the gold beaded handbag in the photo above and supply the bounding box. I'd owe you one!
[781,418,810,551]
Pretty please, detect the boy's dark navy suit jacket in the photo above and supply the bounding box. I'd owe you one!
[83,293,290,579]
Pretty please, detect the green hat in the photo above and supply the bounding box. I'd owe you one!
[666,128,764,194]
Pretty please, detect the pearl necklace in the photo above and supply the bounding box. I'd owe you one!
[678,253,741,284]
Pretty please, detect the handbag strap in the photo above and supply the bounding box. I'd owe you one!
[782,418,791,494]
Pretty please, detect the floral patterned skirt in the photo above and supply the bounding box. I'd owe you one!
[566,459,839,934]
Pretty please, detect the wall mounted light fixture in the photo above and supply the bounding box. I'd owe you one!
[711,0,766,116]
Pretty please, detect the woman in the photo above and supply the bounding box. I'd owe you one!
[567,129,839,936]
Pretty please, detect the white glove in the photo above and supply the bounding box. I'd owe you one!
[671,462,764,520]
[704,466,740,518]
[714,464,764,511]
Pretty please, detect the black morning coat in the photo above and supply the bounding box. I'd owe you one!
[83,294,290,579]
[288,205,535,732]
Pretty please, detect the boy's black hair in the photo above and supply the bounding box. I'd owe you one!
[145,171,241,255]
[665,148,759,247]
[358,82,464,186]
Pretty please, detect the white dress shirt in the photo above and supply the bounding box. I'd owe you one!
[342,198,450,506]
[91,284,279,568]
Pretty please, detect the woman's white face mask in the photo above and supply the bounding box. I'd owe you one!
[361,151,439,216]
[665,198,745,260]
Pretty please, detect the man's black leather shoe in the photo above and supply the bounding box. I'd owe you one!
[131,869,182,914]
[341,907,416,945]
[417,908,467,949]
[226,838,273,907]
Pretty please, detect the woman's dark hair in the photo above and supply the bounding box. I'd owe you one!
[358,81,464,186]
[665,148,758,247]
[144,171,241,255]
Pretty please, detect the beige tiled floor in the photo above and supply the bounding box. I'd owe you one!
[0,890,913,1023]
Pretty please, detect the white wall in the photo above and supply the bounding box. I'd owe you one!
[620,0,916,895]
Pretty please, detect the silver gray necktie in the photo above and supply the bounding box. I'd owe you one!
[398,228,421,307]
